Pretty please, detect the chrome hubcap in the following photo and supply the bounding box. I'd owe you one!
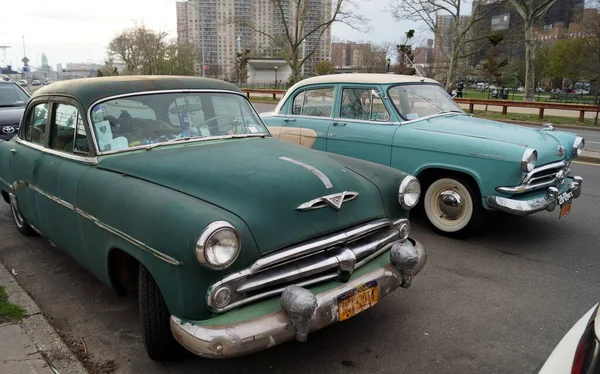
[438,190,465,220]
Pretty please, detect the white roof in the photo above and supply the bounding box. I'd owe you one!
[292,73,439,87]
[273,73,440,114]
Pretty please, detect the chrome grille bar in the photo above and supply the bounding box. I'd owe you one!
[497,160,570,194]
[206,218,405,313]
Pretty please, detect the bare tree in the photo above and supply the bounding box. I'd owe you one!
[506,0,560,101]
[108,25,198,76]
[391,0,495,89]
[235,0,368,83]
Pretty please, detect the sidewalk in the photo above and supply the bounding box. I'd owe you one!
[0,263,87,374]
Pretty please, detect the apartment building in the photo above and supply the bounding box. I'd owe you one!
[176,0,332,80]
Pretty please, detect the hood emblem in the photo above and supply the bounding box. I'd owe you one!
[2,126,15,134]
[297,191,359,211]
[556,145,565,157]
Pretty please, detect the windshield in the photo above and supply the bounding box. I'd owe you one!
[387,84,463,120]
[0,83,29,107]
[89,92,268,152]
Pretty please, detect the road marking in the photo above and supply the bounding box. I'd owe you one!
[573,161,600,166]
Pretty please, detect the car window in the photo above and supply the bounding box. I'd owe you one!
[50,103,89,155]
[291,87,334,117]
[24,103,48,146]
[340,88,390,122]
[90,92,268,152]
[388,84,462,120]
[0,83,29,107]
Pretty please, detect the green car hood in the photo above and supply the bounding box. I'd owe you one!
[97,138,387,254]
[412,115,568,165]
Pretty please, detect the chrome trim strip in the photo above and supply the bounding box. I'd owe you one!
[15,138,99,165]
[414,127,528,147]
[279,156,333,189]
[86,89,259,156]
[10,180,182,266]
[270,113,334,121]
[0,176,12,190]
[206,218,399,313]
[331,117,400,125]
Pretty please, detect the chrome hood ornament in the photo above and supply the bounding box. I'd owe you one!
[557,145,565,157]
[297,191,359,211]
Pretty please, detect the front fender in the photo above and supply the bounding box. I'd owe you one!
[77,167,261,320]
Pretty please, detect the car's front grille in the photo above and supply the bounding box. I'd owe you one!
[206,218,405,313]
[497,160,570,194]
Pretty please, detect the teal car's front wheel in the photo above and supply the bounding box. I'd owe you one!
[423,176,483,237]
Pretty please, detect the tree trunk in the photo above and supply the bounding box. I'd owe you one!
[290,49,301,84]
[524,19,536,102]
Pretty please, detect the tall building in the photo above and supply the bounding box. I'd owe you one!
[331,42,385,70]
[176,0,332,80]
[470,0,585,66]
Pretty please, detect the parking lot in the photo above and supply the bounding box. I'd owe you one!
[0,161,598,373]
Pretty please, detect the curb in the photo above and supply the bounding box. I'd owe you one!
[0,262,88,373]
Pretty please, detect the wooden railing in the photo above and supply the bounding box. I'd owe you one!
[455,98,599,122]
[242,88,286,100]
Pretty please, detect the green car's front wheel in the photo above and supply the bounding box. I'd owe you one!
[423,176,484,237]
[139,264,186,361]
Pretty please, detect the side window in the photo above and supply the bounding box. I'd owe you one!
[50,103,89,154]
[340,88,390,122]
[24,103,48,146]
[291,87,334,117]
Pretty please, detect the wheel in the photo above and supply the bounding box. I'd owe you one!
[9,194,37,236]
[423,176,484,237]
[138,264,186,360]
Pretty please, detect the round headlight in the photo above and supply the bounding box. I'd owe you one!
[521,149,537,173]
[398,176,421,210]
[573,137,584,157]
[196,221,240,270]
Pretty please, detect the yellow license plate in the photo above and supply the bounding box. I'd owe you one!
[337,280,379,322]
[559,202,572,218]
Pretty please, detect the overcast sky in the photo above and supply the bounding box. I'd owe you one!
[0,0,425,69]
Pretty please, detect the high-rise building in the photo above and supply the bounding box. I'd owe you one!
[470,0,585,66]
[331,42,385,70]
[176,0,332,80]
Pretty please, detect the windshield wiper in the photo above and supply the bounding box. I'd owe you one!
[436,110,464,115]
[145,136,201,150]
[0,104,25,108]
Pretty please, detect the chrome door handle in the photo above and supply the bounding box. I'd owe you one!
[283,117,296,122]
[10,148,16,153]
[332,122,346,127]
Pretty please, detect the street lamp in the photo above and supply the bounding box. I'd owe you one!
[386,58,391,73]
[274,65,278,89]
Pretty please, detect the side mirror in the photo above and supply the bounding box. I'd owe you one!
[371,89,380,99]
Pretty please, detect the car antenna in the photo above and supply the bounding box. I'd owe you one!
[404,54,424,79]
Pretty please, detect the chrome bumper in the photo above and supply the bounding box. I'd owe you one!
[170,239,426,359]
[487,176,582,216]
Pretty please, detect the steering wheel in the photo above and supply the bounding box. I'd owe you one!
[205,115,237,135]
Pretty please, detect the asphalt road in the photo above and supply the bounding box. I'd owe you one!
[0,161,599,373]
[252,102,600,152]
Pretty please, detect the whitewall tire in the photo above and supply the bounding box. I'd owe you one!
[423,177,483,237]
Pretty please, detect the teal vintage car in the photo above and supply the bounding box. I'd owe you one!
[261,74,585,236]
[0,76,426,360]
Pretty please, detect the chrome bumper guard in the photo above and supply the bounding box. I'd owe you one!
[170,239,426,359]
[487,176,582,216]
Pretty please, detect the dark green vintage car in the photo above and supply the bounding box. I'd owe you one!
[0,76,426,360]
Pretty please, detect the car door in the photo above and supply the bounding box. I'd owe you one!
[327,86,398,166]
[268,86,335,151]
[33,98,94,264]
[9,100,50,228]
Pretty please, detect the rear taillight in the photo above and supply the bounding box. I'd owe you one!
[571,307,598,374]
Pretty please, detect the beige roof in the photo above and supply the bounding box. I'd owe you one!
[273,73,440,114]
[292,73,439,87]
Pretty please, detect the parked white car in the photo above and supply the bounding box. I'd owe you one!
[537,303,599,374]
